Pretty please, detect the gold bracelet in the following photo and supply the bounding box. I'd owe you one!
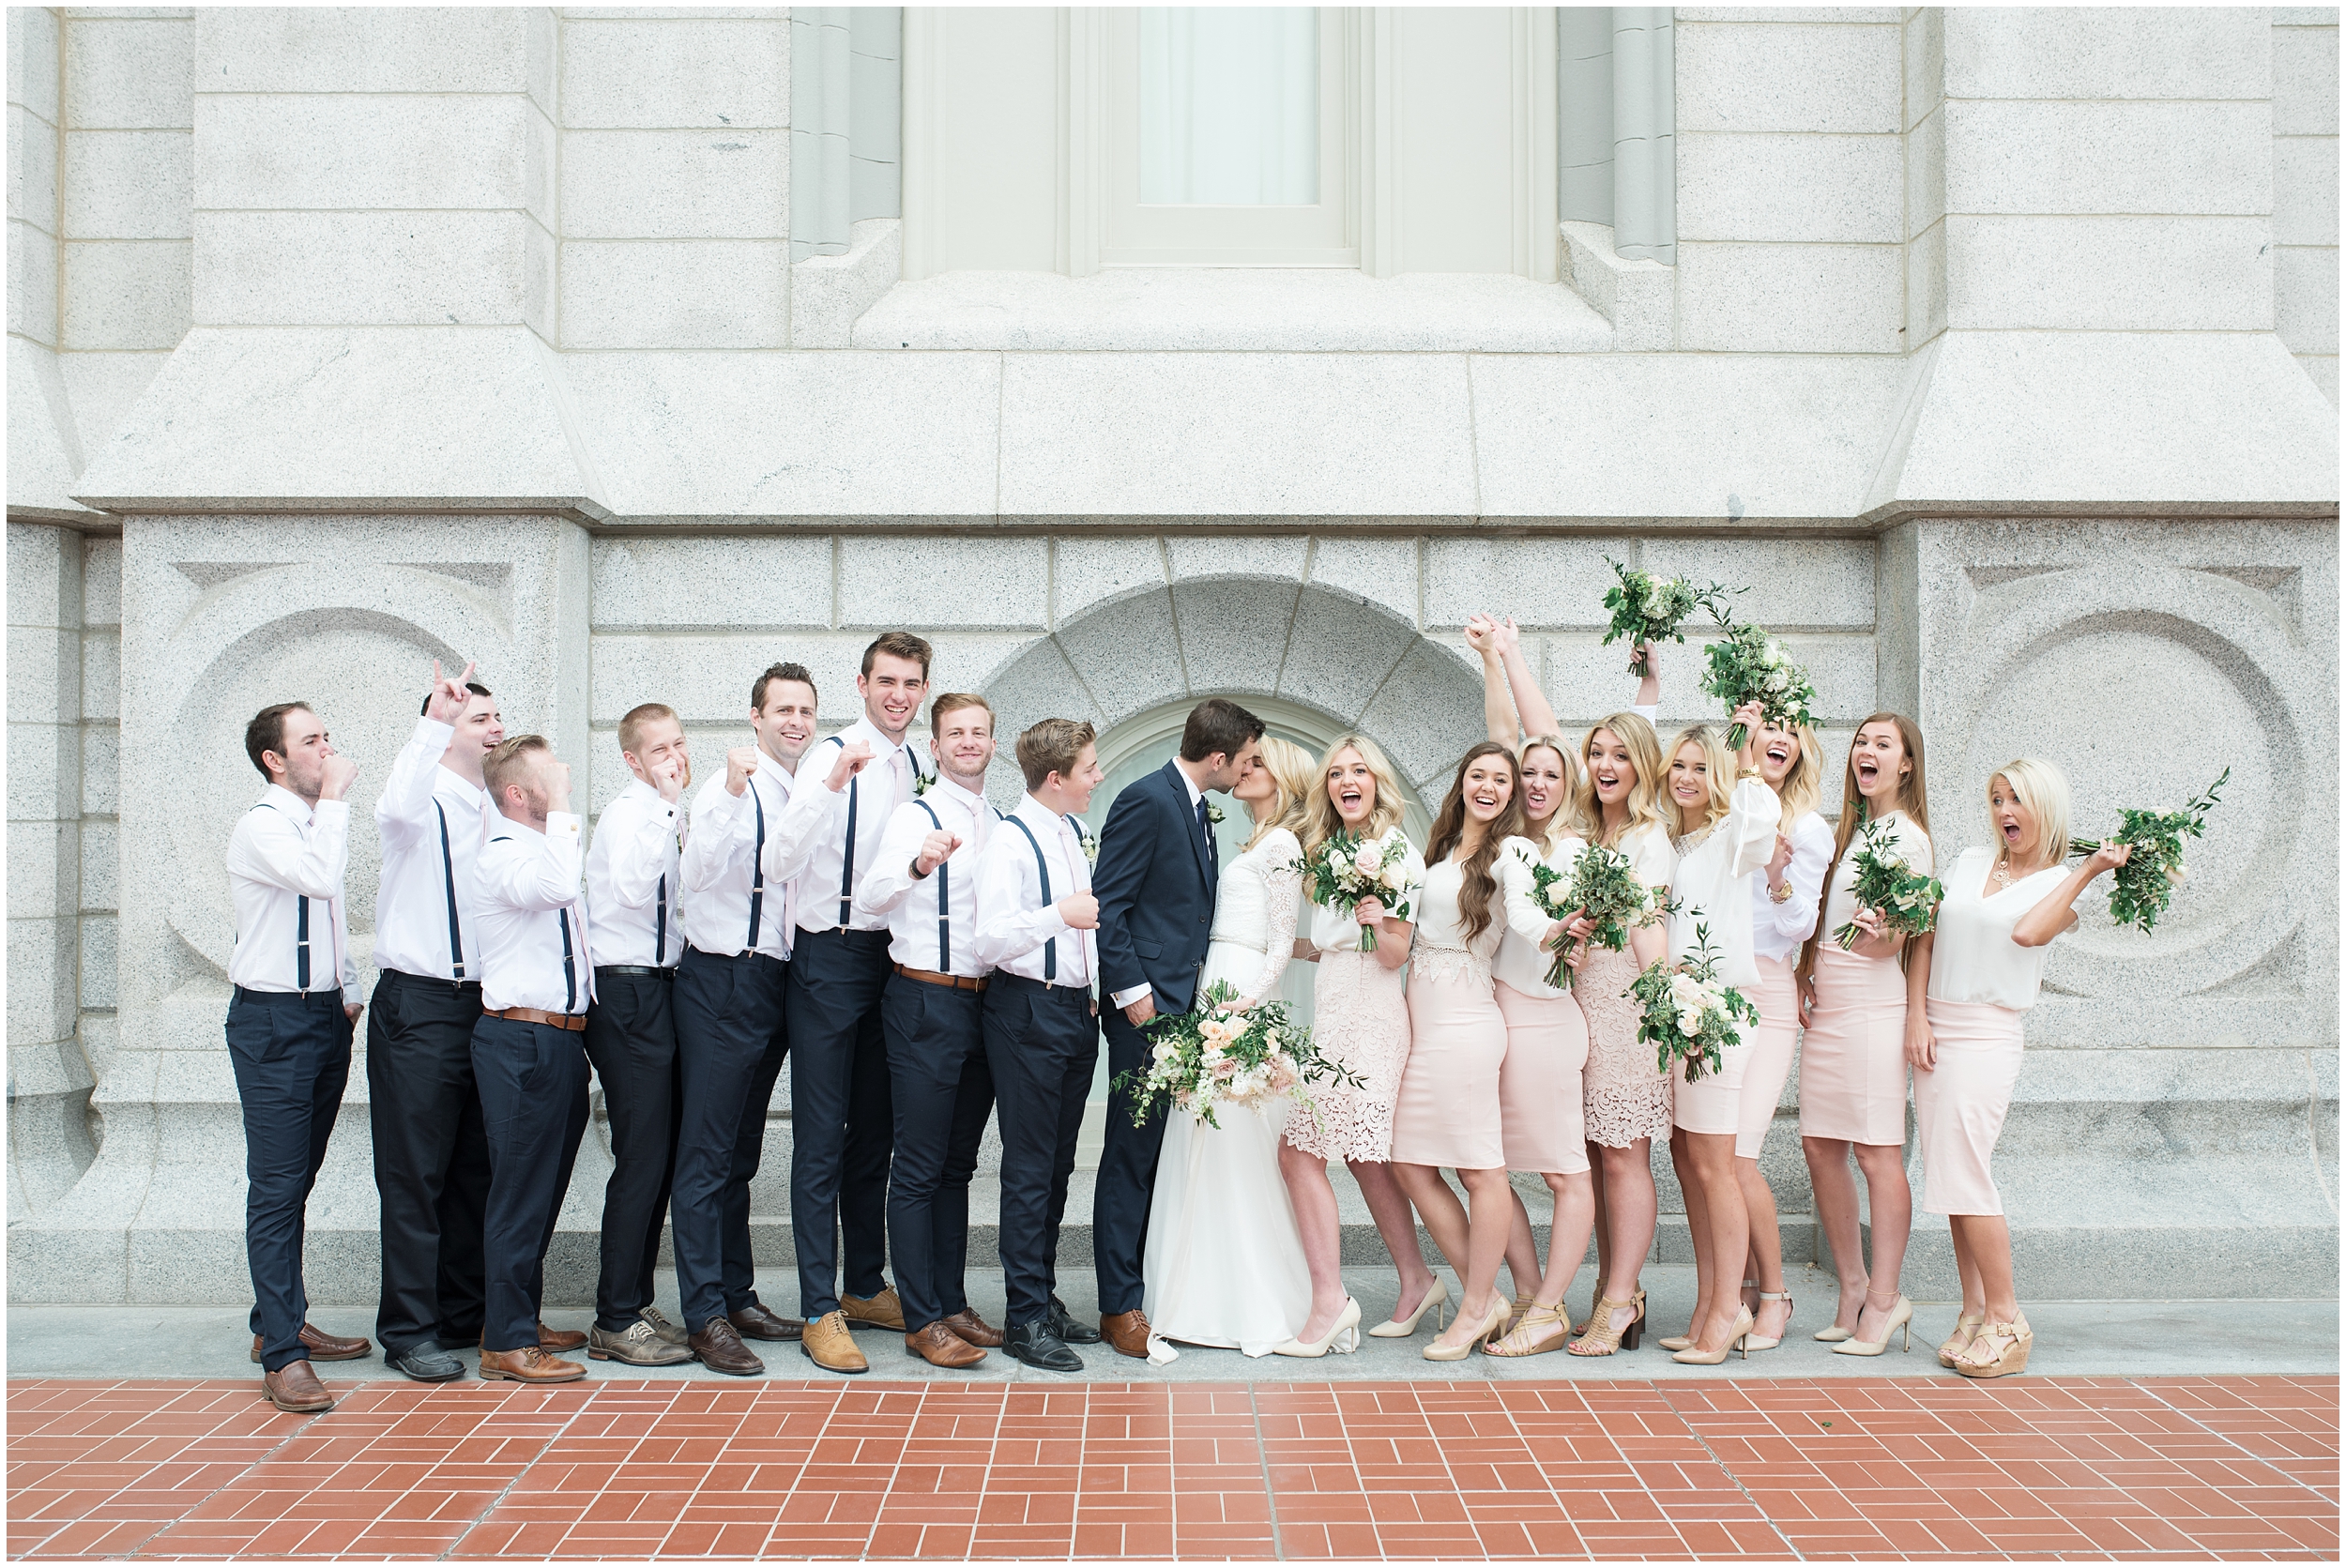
[1737,766,1761,781]
[1769,881,1793,904]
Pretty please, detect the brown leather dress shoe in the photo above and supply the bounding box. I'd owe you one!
[480,1346,586,1384]
[905,1321,987,1368]
[689,1317,767,1377]
[1100,1309,1152,1360]
[940,1308,1004,1348]
[251,1323,372,1363]
[841,1285,906,1332]
[537,1320,588,1353]
[261,1359,334,1413]
[727,1301,805,1341]
[801,1309,870,1374]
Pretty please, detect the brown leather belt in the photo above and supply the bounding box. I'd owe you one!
[487,1006,587,1031]
[893,963,987,993]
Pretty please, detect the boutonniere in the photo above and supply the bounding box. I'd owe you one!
[1074,821,1100,867]
[1205,800,1226,826]
[912,769,933,798]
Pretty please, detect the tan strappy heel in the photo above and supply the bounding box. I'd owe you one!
[1484,1302,1570,1358]
[1939,1312,1986,1368]
[1952,1313,2032,1378]
[1567,1294,1643,1356]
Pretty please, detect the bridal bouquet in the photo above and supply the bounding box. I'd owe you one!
[1114,981,1366,1131]
[1601,557,1742,677]
[1699,608,1819,750]
[1304,830,1417,951]
[1626,922,1758,1083]
[2067,767,2229,934]
[1831,810,1944,949]
[1516,843,1657,991]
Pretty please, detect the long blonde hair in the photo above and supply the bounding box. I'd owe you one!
[1765,721,1826,833]
[1573,711,1668,847]
[1303,734,1409,860]
[1519,733,1582,854]
[1989,757,2070,872]
[1244,735,1319,852]
[1665,724,1736,838]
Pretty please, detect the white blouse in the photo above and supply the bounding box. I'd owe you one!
[1412,851,1505,987]
[1495,831,1587,998]
[1749,809,1834,964]
[1667,777,1781,990]
[1306,826,1426,953]
[1821,809,1935,936]
[1601,818,1678,896]
[1927,846,2073,1012]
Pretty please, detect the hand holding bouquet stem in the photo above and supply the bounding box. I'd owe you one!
[2065,767,2227,934]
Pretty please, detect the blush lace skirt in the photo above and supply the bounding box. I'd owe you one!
[1284,949,1409,1163]
[1577,943,1672,1148]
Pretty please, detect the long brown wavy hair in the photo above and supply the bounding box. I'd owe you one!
[1798,711,1932,982]
[1424,741,1528,946]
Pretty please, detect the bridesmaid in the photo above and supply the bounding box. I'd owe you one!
[1796,713,1934,1355]
[1739,721,1835,1350]
[1391,743,1527,1360]
[1910,759,2127,1378]
[1564,704,1674,1357]
[1276,736,1434,1354]
[1466,612,1594,1332]
[1655,709,1778,1364]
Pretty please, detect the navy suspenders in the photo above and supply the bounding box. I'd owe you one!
[655,873,668,965]
[434,800,466,981]
[831,736,860,926]
[747,780,768,948]
[911,799,951,971]
[1004,814,1057,982]
[251,800,317,991]
[558,908,578,1012]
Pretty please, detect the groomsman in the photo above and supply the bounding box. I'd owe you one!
[853,693,1003,1369]
[470,736,595,1384]
[368,662,504,1383]
[670,662,817,1377]
[226,703,371,1412]
[1091,698,1263,1358]
[972,719,1105,1373]
[766,632,935,1372]
[580,703,693,1367]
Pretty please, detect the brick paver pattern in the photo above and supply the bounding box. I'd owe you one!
[7,1376,2335,1560]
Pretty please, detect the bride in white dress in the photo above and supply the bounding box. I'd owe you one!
[1141,738,1321,1358]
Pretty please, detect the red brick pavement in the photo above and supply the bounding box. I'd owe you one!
[7,1376,2335,1560]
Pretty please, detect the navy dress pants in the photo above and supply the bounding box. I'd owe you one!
[1094,1006,1170,1317]
[225,987,353,1374]
[366,968,490,1355]
[880,974,995,1332]
[670,947,788,1332]
[581,967,680,1332]
[785,928,895,1317]
[982,976,1097,1329]
[469,1015,590,1354]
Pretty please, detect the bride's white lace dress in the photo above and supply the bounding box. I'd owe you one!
[1140,825,1313,1357]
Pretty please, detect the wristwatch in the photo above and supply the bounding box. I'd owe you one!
[1769,880,1793,904]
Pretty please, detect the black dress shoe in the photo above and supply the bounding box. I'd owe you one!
[1047,1295,1101,1345]
[386,1340,465,1382]
[1005,1320,1084,1373]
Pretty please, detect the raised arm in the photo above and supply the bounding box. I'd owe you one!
[597,796,672,910]
[230,798,353,902]
[2013,841,2129,947]
[1494,617,1561,741]
[679,775,748,893]
[766,734,873,885]
[1465,614,1520,748]
[1760,814,1832,944]
[481,815,585,913]
[853,802,937,920]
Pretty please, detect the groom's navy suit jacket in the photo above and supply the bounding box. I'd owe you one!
[1092,760,1216,1016]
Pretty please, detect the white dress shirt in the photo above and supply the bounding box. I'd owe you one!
[226,784,358,998]
[1750,809,1835,963]
[475,811,595,1015]
[853,776,995,978]
[1666,777,1781,990]
[972,795,1096,988]
[1107,762,1209,1012]
[586,778,684,968]
[769,717,931,936]
[679,755,795,962]
[373,716,495,982]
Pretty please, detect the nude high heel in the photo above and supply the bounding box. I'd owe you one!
[1671,1306,1755,1365]
[1567,1294,1643,1356]
[1573,1284,1642,1338]
[1483,1302,1570,1359]
[1741,1290,1793,1351]
[1832,1291,1914,1357]
[1273,1297,1362,1359]
[1367,1277,1448,1338]
[1423,1294,1509,1362]
[1939,1312,1986,1368]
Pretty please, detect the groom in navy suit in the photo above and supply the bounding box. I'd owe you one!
[1089,697,1265,1356]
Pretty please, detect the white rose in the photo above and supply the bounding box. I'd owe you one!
[1765,666,1790,693]
[1678,1009,1702,1036]
[1352,843,1384,879]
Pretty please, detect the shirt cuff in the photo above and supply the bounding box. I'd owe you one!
[414,716,455,748]
[546,811,583,841]
[1109,983,1153,1011]
[312,799,350,828]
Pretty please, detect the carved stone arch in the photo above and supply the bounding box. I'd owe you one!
[977,576,1486,806]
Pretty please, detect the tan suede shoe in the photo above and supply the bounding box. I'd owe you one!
[841,1286,906,1332]
[801,1310,870,1375]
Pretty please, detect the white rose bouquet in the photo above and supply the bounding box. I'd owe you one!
[1303,830,1417,951]
[1600,556,1743,677]
[1699,607,1819,750]
[1111,981,1365,1130]
[2067,767,2228,934]
[1831,809,1944,950]
[1516,843,1659,991]
[1626,921,1759,1083]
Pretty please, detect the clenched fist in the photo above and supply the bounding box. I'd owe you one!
[724,746,760,798]
[1057,891,1099,930]
[826,739,875,792]
[318,754,358,801]
[914,830,961,876]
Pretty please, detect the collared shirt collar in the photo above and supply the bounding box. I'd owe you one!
[930,774,986,815]
[616,777,667,810]
[757,736,803,776]
[1014,793,1069,831]
[1171,760,1204,810]
[491,810,544,842]
[845,715,906,762]
[260,782,315,823]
